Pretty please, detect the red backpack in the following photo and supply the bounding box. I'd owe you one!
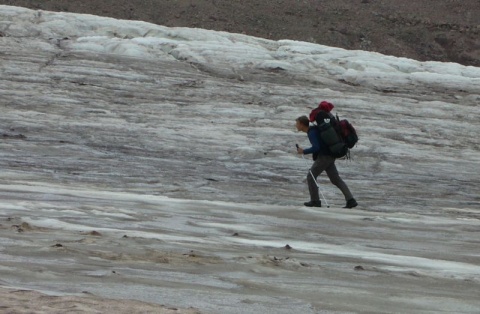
[309,101,358,155]
[338,118,358,149]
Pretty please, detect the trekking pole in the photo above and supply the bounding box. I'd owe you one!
[296,144,330,208]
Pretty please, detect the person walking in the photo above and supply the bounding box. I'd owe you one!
[295,115,358,208]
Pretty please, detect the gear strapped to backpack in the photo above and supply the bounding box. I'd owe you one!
[309,101,358,158]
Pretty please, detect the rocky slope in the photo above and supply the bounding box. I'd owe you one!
[1,0,479,66]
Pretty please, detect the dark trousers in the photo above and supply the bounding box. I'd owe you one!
[307,155,353,202]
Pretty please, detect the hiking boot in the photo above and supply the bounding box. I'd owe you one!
[304,200,322,207]
[344,198,358,208]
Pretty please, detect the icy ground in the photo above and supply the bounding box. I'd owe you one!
[0,5,479,313]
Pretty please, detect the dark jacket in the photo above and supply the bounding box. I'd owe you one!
[303,126,330,160]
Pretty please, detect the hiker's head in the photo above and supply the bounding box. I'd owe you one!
[296,116,310,132]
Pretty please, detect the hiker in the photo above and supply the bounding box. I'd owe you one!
[295,115,358,208]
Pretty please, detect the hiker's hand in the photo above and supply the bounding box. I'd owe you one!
[297,146,304,154]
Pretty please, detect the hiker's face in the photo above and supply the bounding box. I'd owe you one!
[295,120,304,132]
[295,120,301,131]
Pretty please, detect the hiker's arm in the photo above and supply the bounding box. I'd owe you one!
[303,131,320,155]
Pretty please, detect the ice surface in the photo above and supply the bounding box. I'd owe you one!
[0,5,479,313]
